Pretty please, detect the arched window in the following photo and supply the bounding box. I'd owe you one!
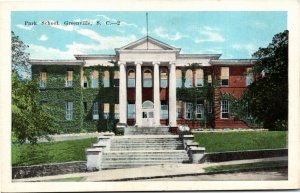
[127,69,135,88]
[103,70,110,87]
[195,69,204,87]
[184,69,193,88]
[91,70,99,88]
[176,69,182,88]
[160,68,168,88]
[142,100,154,109]
[113,71,119,87]
[143,69,152,87]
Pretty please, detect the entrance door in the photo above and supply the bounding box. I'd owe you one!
[142,110,154,127]
[141,100,154,127]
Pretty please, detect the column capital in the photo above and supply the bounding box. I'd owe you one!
[168,62,176,67]
[134,61,142,66]
[118,61,126,66]
[153,61,160,65]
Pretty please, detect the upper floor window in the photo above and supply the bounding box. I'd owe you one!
[103,70,110,87]
[195,69,204,87]
[143,69,152,88]
[184,69,193,88]
[160,68,168,88]
[246,67,253,86]
[93,102,99,120]
[176,69,182,88]
[39,71,47,88]
[114,104,119,119]
[113,71,119,87]
[82,76,88,88]
[127,69,135,88]
[221,100,229,119]
[65,102,73,120]
[103,103,109,119]
[207,101,213,113]
[185,102,193,119]
[66,70,73,87]
[207,75,212,86]
[220,67,229,86]
[91,70,99,88]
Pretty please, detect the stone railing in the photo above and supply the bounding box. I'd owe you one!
[85,132,115,171]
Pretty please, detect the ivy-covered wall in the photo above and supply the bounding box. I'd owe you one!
[32,65,120,134]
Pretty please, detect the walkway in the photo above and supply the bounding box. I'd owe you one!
[13,156,287,182]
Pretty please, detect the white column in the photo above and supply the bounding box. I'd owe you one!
[135,62,142,127]
[168,62,177,127]
[153,62,161,127]
[119,61,127,124]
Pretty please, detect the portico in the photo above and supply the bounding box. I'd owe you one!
[118,61,177,127]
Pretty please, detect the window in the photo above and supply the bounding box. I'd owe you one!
[93,102,99,120]
[195,69,204,87]
[185,102,192,119]
[103,103,109,119]
[114,104,119,119]
[82,76,88,88]
[91,70,99,88]
[160,68,168,88]
[176,69,182,88]
[207,75,212,86]
[113,71,119,87]
[246,67,253,86]
[221,100,229,119]
[176,101,183,119]
[83,102,87,113]
[160,104,168,119]
[127,69,135,88]
[66,102,73,120]
[127,104,135,119]
[207,101,213,113]
[39,100,47,106]
[195,104,204,119]
[220,67,229,86]
[66,70,73,87]
[184,69,193,88]
[143,69,152,87]
[39,71,47,88]
[103,71,110,87]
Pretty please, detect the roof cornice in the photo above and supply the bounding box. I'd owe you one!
[29,59,84,65]
[74,54,116,60]
[210,59,257,65]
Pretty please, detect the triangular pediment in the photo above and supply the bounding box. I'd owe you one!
[116,36,180,51]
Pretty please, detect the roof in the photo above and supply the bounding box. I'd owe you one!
[74,54,116,60]
[210,59,257,65]
[29,59,84,65]
[115,36,181,53]
[178,54,221,60]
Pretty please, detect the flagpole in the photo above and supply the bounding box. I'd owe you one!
[146,12,148,50]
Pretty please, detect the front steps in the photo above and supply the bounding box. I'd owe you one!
[124,126,171,135]
[100,135,189,170]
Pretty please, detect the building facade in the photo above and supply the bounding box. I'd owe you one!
[31,36,256,133]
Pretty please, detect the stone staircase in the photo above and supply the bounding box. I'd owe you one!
[100,135,190,170]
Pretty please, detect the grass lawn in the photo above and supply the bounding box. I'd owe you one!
[204,161,288,173]
[193,131,287,153]
[12,138,97,166]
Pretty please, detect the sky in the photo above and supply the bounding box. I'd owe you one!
[11,11,287,60]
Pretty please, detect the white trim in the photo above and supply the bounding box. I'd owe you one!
[220,100,229,119]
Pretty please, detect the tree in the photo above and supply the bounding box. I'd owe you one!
[235,30,288,130]
[12,31,55,144]
[11,31,31,79]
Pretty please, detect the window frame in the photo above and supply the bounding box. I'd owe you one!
[221,100,229,119]
[66,102,73,120]
[39,71,47,88]
[66,70,73,88]
[90,70,99,88]
[143,69,153,88]
[127,69,135,88]
[103,70,110,88]
[220,67,229,87]
[127,103,135,119]
[184,69,193,88]
[195,104,204,119]
[195,69,204,87]
[185,102,193,120]
[103,103,110,119]
[93,102,99,120]
[160,104,169,119]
